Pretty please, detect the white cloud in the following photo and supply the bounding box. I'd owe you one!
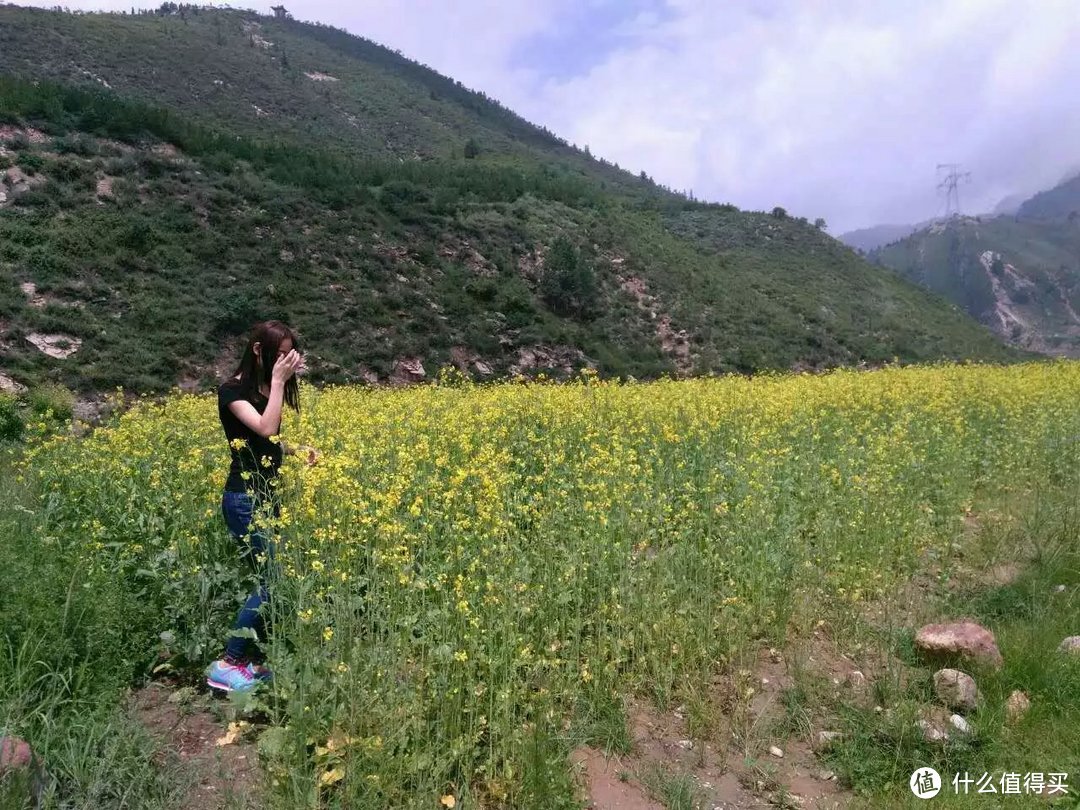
[520,0,1080,230]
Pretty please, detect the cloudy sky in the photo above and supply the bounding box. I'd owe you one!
[16,0,1080,232]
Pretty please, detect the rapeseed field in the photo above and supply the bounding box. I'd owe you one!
[16,362,1080,807]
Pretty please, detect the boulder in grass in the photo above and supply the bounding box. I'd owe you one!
[814,730,844,751]
[0,737,32,773]
[0,735,44,806]
[949,714,972,735]
[932,668,980,711]
[916,718,948,743]
[914,621,1003,669]
[1005,690,1031,724]
[1058,636,1080,655]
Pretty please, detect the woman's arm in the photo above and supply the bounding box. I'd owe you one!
[227,351,299,438]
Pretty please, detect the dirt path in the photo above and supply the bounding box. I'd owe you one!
[573,645,852,809]
[128,682,262,810]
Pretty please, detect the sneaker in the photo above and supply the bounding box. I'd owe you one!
[206,659,258,693]
[244,661,273,682]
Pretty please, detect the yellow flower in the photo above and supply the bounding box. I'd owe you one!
[440,795,456,808]
[320,767,345,786]
[323,626,334,642]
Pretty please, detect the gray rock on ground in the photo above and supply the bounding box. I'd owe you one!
[845,670,866,689]
[916,718,948,743]
[1058,636,1080,654]
[933,668,980,711]
[814,730,844,751]
[949,714,972,735]
[1005,690,1031,724]
[914,621,1003,669]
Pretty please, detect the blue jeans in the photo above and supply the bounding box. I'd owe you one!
[221,490,279,661]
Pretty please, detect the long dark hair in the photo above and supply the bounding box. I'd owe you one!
[230,321,301,412]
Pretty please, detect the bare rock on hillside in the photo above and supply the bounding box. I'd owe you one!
[449,346,494,376]
[355,365,379,385]
[390,356,426,385]
[0,372,26,395]
[26,332,82,359]
[509,344,590,377]
[0,125,48,144]
[517,247,545,281]
[915,621,1003,669]
[96,174,115,199]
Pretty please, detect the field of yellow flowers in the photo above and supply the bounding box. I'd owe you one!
[16,361,1080,807]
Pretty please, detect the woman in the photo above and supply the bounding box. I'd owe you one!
[205,320,317,693]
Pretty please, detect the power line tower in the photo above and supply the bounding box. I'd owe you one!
[936,163,971,219]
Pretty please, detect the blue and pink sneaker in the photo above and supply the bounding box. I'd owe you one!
[245,661,273,682]
[206,659,259,693]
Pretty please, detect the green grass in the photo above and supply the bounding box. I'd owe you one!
[0,449,182,809]
[639,765,706,810]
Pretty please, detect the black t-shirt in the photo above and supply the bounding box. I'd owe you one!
[218,378,283,497]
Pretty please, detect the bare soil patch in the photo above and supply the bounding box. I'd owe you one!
[128,683,262,810]
[573,646,852,809]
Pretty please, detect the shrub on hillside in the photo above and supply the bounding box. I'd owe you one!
[0,395,23,441]
[379,180,432,223]
[28,383,75,422]
[53,133,98,157]
[16,152,44,173]
[539,236,598,319]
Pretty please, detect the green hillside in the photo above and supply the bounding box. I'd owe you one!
[872,213,1080,356]
[1016,173,1080,221]
[0,6,1017,397]
[0,4,635,184]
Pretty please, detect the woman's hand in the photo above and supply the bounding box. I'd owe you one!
[272,349,302,385]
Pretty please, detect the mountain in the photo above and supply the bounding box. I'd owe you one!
[0,5,1017,396]
[991,192,1026,217]
[838,223,921,253]
[871,191,1080,355]
[1016,173,1080,222]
